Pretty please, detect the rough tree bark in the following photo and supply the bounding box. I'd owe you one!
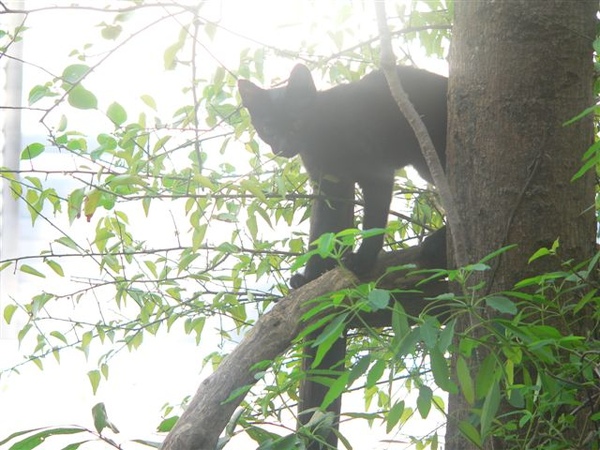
[162,232,447,450]
[446,1,597,448]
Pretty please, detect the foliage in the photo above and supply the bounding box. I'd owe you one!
[402,249,600,449]
[287,240,600,449]
[0,402,160,449]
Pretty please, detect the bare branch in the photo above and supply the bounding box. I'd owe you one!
[374,1,467,267]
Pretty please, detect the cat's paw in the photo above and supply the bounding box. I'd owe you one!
[290,273,309,289]
[342,252,373,277]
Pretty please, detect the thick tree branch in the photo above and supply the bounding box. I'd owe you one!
[162,231,447,450]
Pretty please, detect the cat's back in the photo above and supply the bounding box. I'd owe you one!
[319,66,446,123]
[314,66,447,177]
[352,66,446,110]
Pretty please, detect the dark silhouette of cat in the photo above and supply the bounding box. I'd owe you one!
[239,64,446,285]
[239,64,447,449]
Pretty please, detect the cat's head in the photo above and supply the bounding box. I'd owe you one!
[238,64,317,158]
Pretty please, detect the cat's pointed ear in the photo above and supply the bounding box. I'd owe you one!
[238,79,264,109]
[287,64,316,97]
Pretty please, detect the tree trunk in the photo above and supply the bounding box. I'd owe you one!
[446,1,597,448]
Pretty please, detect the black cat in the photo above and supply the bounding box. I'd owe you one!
[239,64,446,449]
[238,64,447,287]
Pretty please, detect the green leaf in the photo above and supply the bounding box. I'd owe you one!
[563,103,599,126]
[140,94,157,110]
[457,356,475,405]
[391,301,409,338]
[386,400,405,433]
[480,380,501,437]
[463,263,489,272]
[419,315,439,350]
[366,359,386,388]
[458,420,483,448]
[395,327,420,358]
[101,24,122,40]
[163,27,188,70]
[572,150,600,181]
[312,313,347,367]
[438,318,455,352]
[67,188,85,224]
[475,354,497,400]
[32,357,44,370]
[367,289,390,311]
[32,293,53,317]
[20,143,45,160]
[20,264,45,278]
[152,135,171,153]
[223,384,252,403]
[416,385,433,418]
[192,223,207,252]
[50,330,68,344]
[55,236,79,251]
[84,189,101,220]
[57,115,68,132]
[28,84,54,105]
[88,370,101,395]
[430,347,452,392]
[17,323,32,344]
[316,232,336,258]
[62,64,90,84]
[157,416,179,433]
[0,428,44,447]
[204,21,217,40]
[0,427,86,448]
[477,244,517,264]
[348,354,371,386]
[68,85,98,110]
[244,425,280,445]
[528,247,551,263]
[45,260,65,277]
[194,175,216,191]
[3,304,17,324]
[240,179,266,202]
[101,363,109,380]
[322,371,350,409]
[164,43,182,70]
[246,215,258,241]
[92,402,119,434]
[485,295,517,315]
[528,239,559,263]
[107,102,127,126]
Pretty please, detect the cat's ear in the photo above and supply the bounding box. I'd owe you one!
[287,64,316,97]
[238,79,264,109]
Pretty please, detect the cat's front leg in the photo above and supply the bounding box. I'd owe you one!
[343,173,394,277]
[290,177,354,289]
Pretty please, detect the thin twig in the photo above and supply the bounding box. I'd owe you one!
[374,1,467,267]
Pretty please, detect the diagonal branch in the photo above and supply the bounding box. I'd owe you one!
[374,1,468,268]
[161,231,447,450]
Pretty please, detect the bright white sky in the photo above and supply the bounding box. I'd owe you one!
[0,1,446,448]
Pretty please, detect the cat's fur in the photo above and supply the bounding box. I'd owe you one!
[239,64,447,449]
[239,64,447,286]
